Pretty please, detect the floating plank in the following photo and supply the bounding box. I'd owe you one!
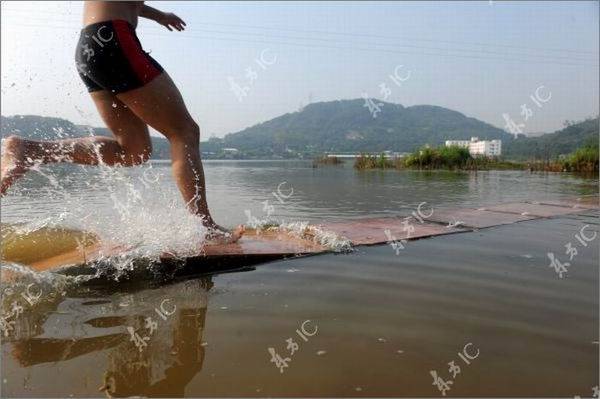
[1,201,594,282]
[0,225,325,275]
[319,218,466,245]
[201,228,326,256]
[425,207,537,229]
[157,229,329,278]
[530,198,600,210]
[482,202,586,218]
[0,224,104,274]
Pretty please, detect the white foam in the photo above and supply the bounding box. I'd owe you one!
[4,159,209,279]
[247,219,353,253]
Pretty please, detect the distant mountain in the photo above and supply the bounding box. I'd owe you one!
[523,131,548,137]
[2,108,596,162]
[1,115,83,139]
[503,117,599,160]
[201,99,515,157]
[1,115,171,159]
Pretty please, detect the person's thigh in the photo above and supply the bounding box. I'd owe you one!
[90,90,152,159]
[115,73,198,140]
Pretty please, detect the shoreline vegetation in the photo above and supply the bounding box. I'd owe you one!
[313,155,344,167]
[316,144,599,174]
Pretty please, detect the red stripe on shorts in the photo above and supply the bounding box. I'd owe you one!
[113,20,161,85]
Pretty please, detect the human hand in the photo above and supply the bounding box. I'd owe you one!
[158,12,186,31]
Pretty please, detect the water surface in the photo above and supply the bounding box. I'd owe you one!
[1,160,598,397]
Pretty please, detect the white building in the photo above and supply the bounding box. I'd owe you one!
[445,137,502,157]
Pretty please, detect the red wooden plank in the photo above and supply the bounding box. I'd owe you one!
[201,229,326,256]
[4,198,594,279]
[425,208,537,229]
[483,202,586,218]
[319,218,466,245]
[531,198,599,210]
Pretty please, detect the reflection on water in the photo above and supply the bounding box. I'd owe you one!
[101,279,210,397]
[1,213,598,397]
[4,278,212,398]
[1,161,598,397]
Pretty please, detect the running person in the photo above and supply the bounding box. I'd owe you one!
[1,1,243,243]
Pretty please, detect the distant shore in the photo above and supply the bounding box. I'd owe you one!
[312,145,599,174]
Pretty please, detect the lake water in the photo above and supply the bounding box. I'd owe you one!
[1,160,598,397]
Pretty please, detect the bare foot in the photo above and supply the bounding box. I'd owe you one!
[204,224,246,246]
[1,136,31,196]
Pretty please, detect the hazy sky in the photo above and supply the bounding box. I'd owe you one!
[1,1,598,138]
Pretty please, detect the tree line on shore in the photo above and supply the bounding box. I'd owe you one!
[315,143,598,174]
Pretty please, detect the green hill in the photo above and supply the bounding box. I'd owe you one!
[1,115,82,139]
[203,99,514,157]
[2,106,597,161]
[503,117,599,160]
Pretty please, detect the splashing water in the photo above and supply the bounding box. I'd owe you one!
[2,153,209,279]
[88,161,208,257]
[2,138,353,282]
[242,216,352,253]
[280,221,353,252]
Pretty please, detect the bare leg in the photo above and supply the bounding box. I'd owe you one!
[1,91,151,195]
[116,73,243,242]
[1,134,131,195]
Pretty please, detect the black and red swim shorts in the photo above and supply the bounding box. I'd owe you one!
[75,20,164,94]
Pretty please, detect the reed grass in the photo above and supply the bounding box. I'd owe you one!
[352,145,599,174]
[313,155,344,167]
